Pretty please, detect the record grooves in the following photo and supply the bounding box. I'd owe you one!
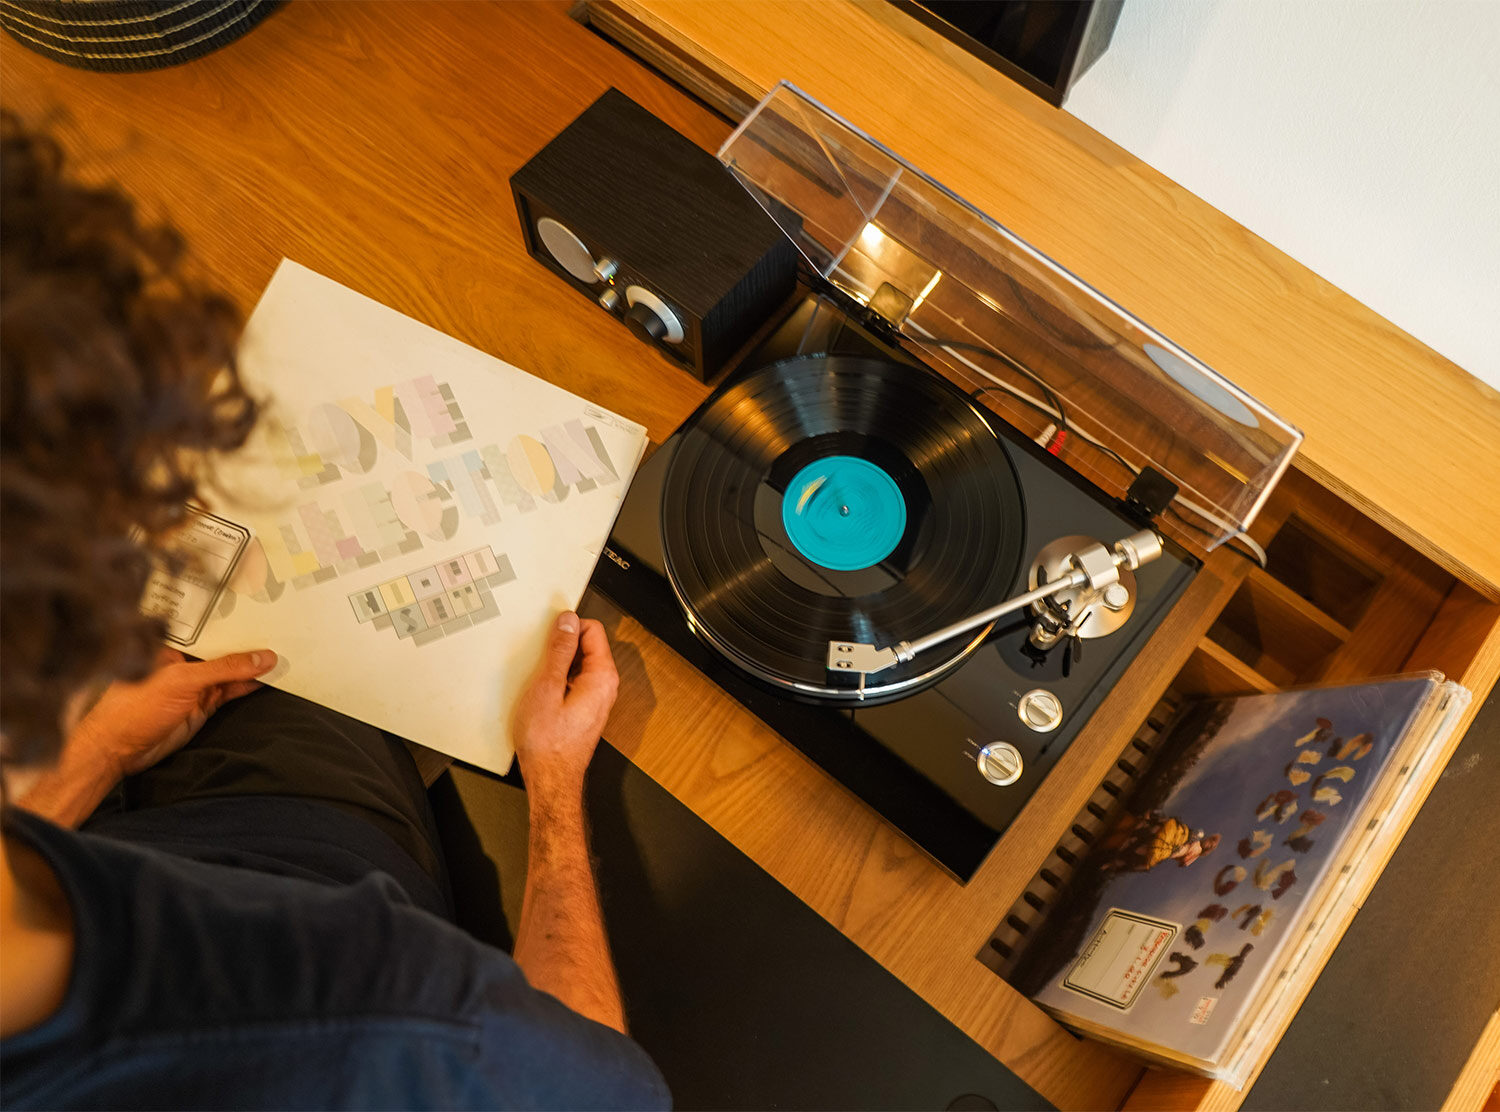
[596,291,1200,878]
[661,354,1025,702]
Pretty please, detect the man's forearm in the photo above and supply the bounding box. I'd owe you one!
[512,775,626,1034]
[13,733,121,830]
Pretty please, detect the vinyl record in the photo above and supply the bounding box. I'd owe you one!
[661,354,1025,701]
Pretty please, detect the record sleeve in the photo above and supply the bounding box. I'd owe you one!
[142,260,647,775]
[1016,673,1471,1084]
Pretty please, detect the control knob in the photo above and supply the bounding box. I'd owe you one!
[977,741,1024,786]
[1017,688,1063,733]
[624,285,685,344]
[625,302,668,341]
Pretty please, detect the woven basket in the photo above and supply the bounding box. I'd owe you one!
[1,0,282,72]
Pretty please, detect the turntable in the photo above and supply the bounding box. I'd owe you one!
[590,85,1301,881]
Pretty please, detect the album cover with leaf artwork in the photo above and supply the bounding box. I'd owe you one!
[1018,673,1466,1079]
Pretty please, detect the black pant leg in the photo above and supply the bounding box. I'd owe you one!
[106,687,450,900]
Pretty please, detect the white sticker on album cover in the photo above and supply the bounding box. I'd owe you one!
[140,507,250,648]
[1063,908,1180,1011]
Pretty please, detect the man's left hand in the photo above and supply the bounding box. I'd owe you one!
[74,648,278,778]
[17,648,277,828]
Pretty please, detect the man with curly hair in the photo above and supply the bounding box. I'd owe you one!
[0,113,668,1109]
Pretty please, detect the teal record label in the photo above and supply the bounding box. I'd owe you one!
[782,455,907,572]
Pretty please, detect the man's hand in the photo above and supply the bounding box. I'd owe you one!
[73,648,277,780]
[512,611,618,796]
[18,647,275,829]
[510,611,627,1033]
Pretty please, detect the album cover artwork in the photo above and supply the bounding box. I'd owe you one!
[142,260,647,774]
[1020,674,1461,1073]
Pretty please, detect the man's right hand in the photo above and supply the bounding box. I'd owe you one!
[511,612,628,1032]
[512,610,619,796]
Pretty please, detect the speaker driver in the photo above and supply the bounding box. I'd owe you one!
[536,216,599,284]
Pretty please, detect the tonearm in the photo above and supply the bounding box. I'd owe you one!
[826,530,1163,677]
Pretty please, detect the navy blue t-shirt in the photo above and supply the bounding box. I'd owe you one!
[1,806,669,1110]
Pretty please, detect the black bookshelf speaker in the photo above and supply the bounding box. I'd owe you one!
[510,89,798,380]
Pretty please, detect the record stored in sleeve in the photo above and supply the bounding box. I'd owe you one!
[661,354,1025,701]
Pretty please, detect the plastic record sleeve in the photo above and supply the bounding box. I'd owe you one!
[660,354,1026,702]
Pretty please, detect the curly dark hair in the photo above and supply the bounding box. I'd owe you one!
[1,112,259,768]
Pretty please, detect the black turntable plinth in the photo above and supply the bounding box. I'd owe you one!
[592,294,1198,881]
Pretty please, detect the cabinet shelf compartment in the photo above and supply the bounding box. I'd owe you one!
[1205,567,1351,687]
[1172,637,1279,700]
[1265,514,1382,630]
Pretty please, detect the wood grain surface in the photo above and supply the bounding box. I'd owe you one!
[9,4,1500,1109]
[587,0,1500,600]
[1443,1008,1500,1112]
[2,1,716,445]
[1,4,1143,1106]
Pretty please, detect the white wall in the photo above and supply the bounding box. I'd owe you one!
[1064,0,1500,390]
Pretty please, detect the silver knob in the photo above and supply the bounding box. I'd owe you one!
[624,286,685,344]
[978,741,1024,785]
[594,258,619,282]
[598,287,621,311]
[1103,583,1131,611]
[1017,689,1063,733]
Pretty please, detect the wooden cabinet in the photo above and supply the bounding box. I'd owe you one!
[980,466,1497,1107]
[582,3,1500,1108]
[5,1,1493,1106]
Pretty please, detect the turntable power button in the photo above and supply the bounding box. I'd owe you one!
[978,742,1024,786]
[1018,689,1063,733]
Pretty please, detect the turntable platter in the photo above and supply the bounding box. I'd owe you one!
[660,354,1025,701]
